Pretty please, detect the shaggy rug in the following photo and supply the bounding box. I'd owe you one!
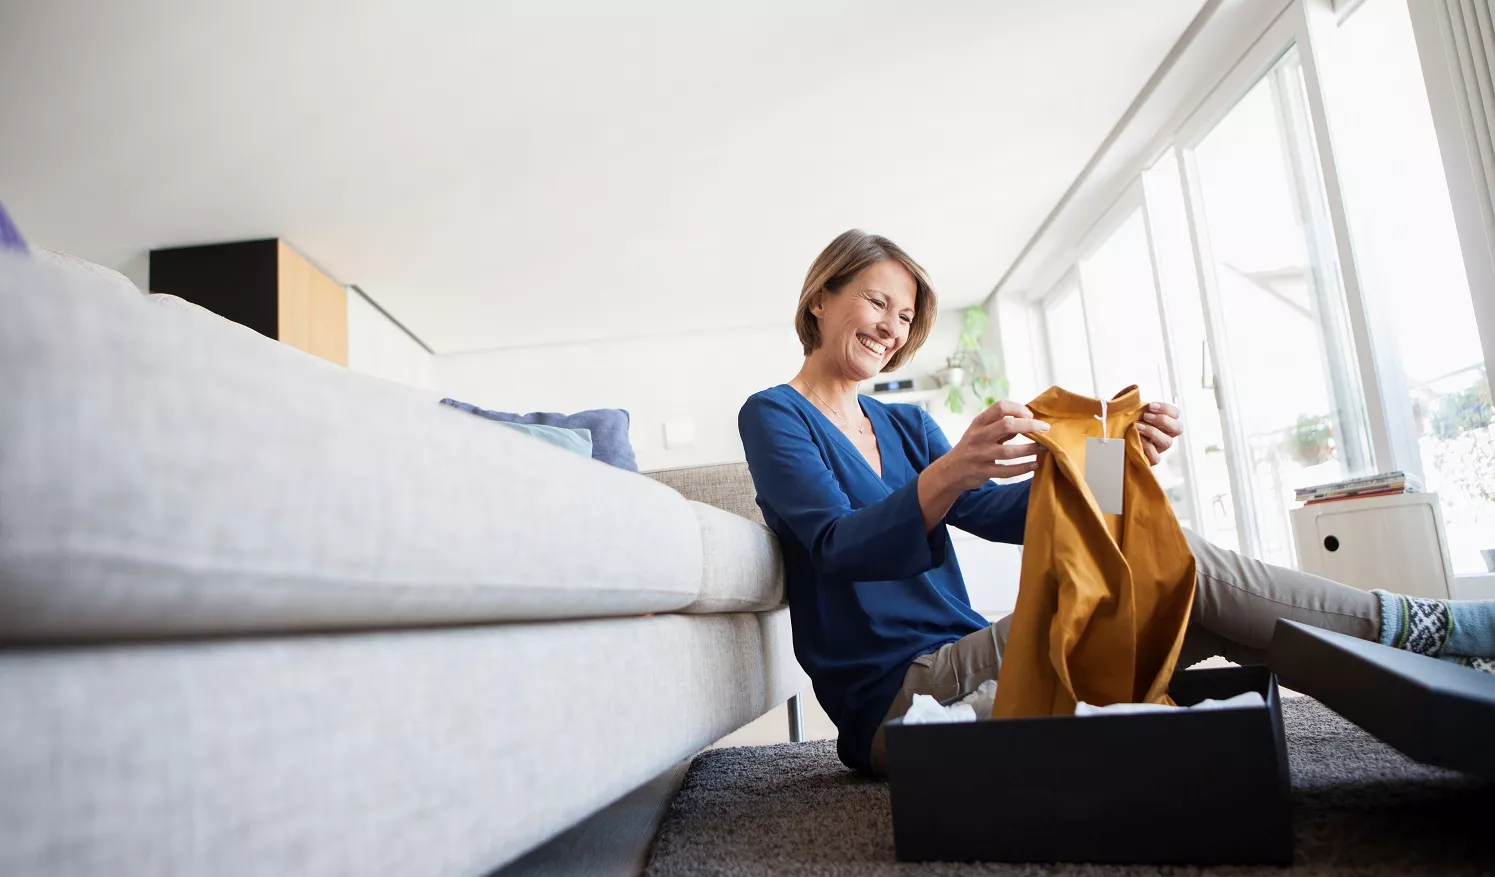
[646,698,1494,875]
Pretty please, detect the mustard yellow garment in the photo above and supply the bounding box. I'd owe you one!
[991,385,1196,719]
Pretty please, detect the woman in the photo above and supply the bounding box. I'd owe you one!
[738,229,1495,777]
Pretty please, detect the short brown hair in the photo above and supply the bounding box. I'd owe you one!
[794,229,937,372]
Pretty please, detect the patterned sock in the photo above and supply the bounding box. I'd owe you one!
[1445,599,1495,657]
[1440,655,1495,674]
[1375,590,1404,647]
[1374,590,1495,659]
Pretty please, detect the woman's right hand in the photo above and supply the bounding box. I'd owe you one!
[936,400,1050,491]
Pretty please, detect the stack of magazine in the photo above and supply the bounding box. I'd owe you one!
[1294,471,1422,506]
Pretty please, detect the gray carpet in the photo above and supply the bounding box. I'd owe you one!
[646,698,1494,875]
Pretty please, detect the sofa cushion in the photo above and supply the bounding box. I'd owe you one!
[0,252,704,641]
[646,462,765,526]
[678,501,784,613]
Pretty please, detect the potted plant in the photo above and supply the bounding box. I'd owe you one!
[937,307,1008,415]
[1285,414,1334,467]
[935,354,968,391]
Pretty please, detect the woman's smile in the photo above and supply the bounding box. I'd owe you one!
[856,333,889,360]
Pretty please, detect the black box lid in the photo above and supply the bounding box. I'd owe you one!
[1267,619,1495,778]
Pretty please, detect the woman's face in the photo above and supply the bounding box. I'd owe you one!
[810,258,917,381]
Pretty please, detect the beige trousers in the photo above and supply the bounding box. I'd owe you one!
[866,529,1382,776]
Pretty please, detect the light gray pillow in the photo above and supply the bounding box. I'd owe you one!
[494,421,593,457]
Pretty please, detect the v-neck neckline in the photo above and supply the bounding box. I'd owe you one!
[781,384,888,483]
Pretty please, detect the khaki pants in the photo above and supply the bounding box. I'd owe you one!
[866,529,1381,776]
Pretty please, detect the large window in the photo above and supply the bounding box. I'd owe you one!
[1327,0,1493,573]
[1012,0,1493,579]
[1186,46,1372,567]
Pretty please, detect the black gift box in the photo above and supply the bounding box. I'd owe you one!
[883,665,1293,865]
[1268,619,1495,779]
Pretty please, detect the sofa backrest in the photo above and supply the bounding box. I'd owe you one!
[1,250,714,641]
[646,463,764,527]
[31,246,143,299]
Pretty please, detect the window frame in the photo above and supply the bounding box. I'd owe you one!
[1076,182,1204,530]
[1176,1,1402,474]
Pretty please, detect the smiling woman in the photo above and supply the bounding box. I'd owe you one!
[736,229,1048,772]
[792,230,937,377]
[736,229,1495,780]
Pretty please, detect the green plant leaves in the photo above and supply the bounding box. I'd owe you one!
[959,306,988,347]
[942,306,1007,415]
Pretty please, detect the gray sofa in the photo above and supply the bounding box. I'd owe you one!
[0,249,806,876]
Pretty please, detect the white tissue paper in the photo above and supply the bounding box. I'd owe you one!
[1073,701,1179,717]
[1073,690,1265,717]
[902,694,978,725]
[1191,691,1267,711]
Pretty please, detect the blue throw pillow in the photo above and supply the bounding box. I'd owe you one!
[0,202,28,253]
[495,421,593,457]
[440,398,638,471]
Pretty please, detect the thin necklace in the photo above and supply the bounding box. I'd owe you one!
[806,383,866,435]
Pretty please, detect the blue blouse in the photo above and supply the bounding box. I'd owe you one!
[738,384,1030,772]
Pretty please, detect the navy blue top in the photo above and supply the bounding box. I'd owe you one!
[738,384,1030,772]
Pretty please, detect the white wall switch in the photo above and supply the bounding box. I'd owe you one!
[663,418,697,449]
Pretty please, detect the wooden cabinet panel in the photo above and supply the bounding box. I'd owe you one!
[151,238,347,366]
[307,258,348,366]
[276,241,313,354]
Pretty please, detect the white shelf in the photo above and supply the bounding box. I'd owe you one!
[863,387,943,404]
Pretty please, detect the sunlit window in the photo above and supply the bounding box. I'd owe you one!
[1328,0,1493,574]
[1190,47,1371,567]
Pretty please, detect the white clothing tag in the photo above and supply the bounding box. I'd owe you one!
[1084,436,1125,514]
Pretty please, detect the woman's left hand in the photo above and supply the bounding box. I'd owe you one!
[1137,402,1183,466]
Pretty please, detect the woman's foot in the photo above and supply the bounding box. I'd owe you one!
[1374,591,1495,673]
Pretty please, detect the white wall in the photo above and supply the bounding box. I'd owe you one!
[347,289,435,390]
[431,309,1023,614]
[435,324,801,470]
[433,310,967,471]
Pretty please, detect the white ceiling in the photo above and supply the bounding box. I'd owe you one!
[0,0,1205,354]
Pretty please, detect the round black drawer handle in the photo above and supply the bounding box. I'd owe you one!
[1324,535,1340,552]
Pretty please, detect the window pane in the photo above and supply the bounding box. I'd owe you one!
[1043,284,1095,395]
[1330,0,1493,574]
[1145,150,1239,551]
[1077,207,1195,529]
[1079,209,1172,404]
[1193,47,1371,567]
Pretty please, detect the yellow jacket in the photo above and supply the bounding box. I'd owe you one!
[992,385,1196,718]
